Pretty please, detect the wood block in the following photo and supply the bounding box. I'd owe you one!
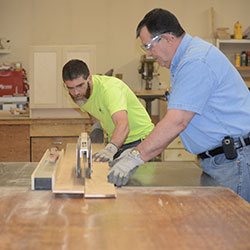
[31,148,64,190]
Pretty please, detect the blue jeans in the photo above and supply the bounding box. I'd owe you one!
[200,144,250,202]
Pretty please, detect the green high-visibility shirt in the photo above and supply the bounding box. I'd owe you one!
[80,75,154,144]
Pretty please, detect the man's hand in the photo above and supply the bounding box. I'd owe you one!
[92,142,118,162]
[107,148,144,186]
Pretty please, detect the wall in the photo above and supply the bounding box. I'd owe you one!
[0,0,250,115]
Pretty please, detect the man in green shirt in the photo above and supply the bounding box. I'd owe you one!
[62,59,154,162]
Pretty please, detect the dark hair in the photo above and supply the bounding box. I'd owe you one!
[62,59,90,81]
[136,8,185,38]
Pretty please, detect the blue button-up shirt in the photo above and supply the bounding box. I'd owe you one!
[167,34,250,154]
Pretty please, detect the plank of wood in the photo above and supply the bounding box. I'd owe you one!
[85,161,117,198]
[53,143,116,198]
[53,143,85,194]
[31,148,64,190]
[84,143,116,198]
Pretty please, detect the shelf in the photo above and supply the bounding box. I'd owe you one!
[217,39,250,44]
[236,66,250,71]
[0,49,11,54]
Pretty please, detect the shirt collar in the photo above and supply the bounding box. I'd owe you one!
[170,33,192,75]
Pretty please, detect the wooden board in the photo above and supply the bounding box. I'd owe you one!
[53,143,116,198]
[53,143,85,194]
[85,143,116,198]
[85,160,117,198]
[31,148,64,190]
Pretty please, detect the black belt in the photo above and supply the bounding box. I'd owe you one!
[198,136,250,159]
[123,138,143,147]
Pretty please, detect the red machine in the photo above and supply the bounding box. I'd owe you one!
[0,70,29,97]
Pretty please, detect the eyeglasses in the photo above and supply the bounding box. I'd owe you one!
[66,80,87,92]
[141,34,163,51]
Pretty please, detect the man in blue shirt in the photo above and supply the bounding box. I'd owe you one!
[108,8,250,202]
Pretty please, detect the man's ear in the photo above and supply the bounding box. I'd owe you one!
[162,33,175,43]
[88,74,93,84]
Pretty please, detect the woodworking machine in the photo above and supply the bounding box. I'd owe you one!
[138,55,159,90]
[76,132,92,182]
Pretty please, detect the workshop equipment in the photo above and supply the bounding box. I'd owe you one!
[76,132,92,180]
[31,148,63,190]
[52,132,116,198]
[138,55,159,90]
[134,89,166,117]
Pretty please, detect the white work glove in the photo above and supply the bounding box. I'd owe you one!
[92,142,118,162]
[107,148,144,187]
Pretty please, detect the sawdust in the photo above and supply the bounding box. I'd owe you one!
[158,198,164,207]
[58,203,69,250]
[1,189,51,223]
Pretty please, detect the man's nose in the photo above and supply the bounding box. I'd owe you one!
[72,88,80,96]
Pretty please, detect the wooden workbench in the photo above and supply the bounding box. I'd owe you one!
[0,186,250,250]
[0,162,250,249]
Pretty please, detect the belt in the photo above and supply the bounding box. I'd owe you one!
[123,138,143,147]
[198,136,250,159]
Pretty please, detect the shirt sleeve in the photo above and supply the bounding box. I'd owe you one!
[103,86,128,115]
[168,59,216,115]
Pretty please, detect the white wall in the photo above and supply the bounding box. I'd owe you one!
[1,0,250,114]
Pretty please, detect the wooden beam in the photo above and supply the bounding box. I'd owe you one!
[31,148,64,190]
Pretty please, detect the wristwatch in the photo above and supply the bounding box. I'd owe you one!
[130,149,141,159]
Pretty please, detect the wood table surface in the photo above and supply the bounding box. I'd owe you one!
[0,186,250,250]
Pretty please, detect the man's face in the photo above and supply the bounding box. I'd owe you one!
[139,26,174,69]
[65,76,90,105]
